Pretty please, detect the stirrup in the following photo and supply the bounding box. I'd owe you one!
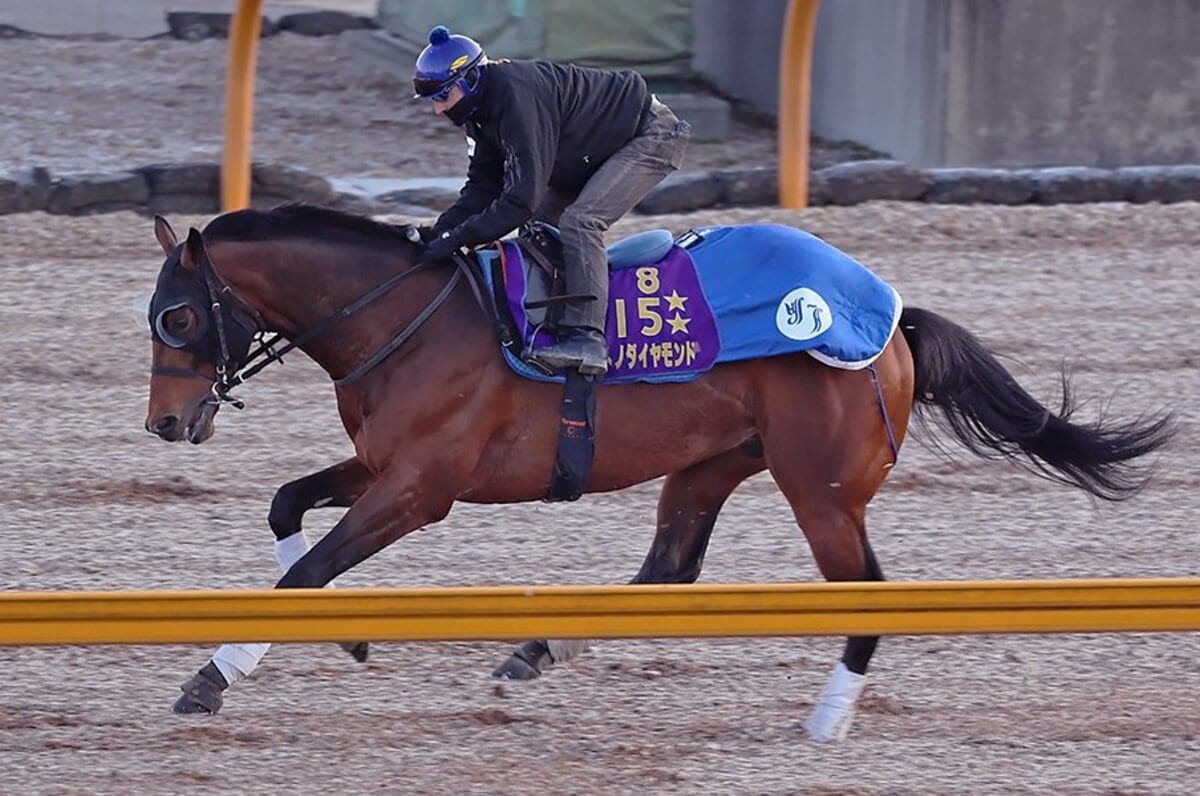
[577,356,608,376]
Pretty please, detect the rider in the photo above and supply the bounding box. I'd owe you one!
[412,25,690,375]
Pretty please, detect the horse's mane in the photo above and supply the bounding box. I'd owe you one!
[203,203,417,248]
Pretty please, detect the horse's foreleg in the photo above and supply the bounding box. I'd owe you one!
[267,457,374,542]
[176,463,457,714]
[274,463,456,589]
[171,457,375,715]
[267,458,375,662]
[491,444,765,680]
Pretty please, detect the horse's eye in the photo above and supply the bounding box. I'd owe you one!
[166,309,194,333]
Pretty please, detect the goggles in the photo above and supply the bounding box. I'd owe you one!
[413,76,457,102]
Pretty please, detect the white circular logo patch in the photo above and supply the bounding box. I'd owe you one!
[775,287,833,341]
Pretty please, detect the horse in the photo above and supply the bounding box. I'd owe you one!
[143,205,1174,741]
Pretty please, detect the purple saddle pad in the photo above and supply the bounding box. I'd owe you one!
[497,240,721,383]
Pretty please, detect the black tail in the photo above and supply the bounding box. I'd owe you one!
[898,307,1176,501]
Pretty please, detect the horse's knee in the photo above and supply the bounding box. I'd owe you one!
[267,481,306,540]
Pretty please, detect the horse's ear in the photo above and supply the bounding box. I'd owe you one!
[154,215,178,256]
[180,227,206,272]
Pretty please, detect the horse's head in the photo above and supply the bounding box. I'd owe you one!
[144,216,261,444]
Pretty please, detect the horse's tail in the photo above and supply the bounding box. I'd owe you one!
[898,306,1176,501]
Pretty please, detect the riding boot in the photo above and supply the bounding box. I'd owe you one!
[531,327,609,375]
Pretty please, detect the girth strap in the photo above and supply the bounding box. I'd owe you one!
[545,371,598,502]
[867,363,900,464]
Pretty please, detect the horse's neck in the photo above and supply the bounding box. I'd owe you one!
[210,238,434,378]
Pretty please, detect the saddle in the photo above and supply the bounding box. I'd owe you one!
[509,221,675,330]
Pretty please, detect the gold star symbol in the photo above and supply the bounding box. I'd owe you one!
[667,313,691,335]
[664,290,688,312]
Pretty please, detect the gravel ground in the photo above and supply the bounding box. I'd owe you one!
[1,200,1198,794]
[3,18,1200,796]
[0,34,800,181]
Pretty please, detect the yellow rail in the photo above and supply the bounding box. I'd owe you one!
[222,0,264,211]
[3,579,1199,646]
[778,0,821,208]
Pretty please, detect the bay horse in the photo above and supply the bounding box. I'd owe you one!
[144,205,1173,741]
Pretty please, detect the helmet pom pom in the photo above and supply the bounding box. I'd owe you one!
[428,25,450,45]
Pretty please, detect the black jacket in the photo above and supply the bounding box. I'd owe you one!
[432,59,649,249]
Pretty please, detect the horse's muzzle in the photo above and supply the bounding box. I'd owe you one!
[145,400,217,444]
[146,414,181,440]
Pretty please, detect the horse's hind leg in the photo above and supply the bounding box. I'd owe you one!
[755,360,904,742]
[788,499,884,742]
[172,457,374,715]
[491,443,766,680]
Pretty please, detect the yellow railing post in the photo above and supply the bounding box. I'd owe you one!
[778,0,821,208]
[221,0,264,211]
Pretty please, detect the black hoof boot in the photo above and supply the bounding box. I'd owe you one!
[171,662,228,715]
[340,641,370,663]
[491,640,551,681]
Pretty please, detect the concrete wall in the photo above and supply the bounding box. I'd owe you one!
[692,0,1200,168]
[692,0,790,114]
[809,0,948,164]
[942,0,1200,167]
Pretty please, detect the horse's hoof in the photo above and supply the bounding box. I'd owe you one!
[491,640,550,681]
[492,654,542,681]
[172,691,219,715]
[340,641,369,663]
[171,663,227,715]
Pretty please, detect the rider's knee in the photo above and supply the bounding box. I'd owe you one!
[558,206,607,235]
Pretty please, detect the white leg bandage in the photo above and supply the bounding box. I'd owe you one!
[212,641,271,686]
[546,639,591,664]
[211,533,313,685]
[804,662,867,743]
[274,531,309,572]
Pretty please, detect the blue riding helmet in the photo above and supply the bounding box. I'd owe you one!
[412,25,486,102]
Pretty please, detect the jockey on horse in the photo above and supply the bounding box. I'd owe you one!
[412,25,691,375]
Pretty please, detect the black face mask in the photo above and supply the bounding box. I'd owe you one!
[149,250,257,369]
[443,93,479,127]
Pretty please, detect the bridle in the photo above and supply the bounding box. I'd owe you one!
[149,229,492,412]
[150,245,267,410]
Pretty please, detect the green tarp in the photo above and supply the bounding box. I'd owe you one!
[377,0,694,78]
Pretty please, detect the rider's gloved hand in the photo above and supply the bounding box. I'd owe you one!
[419,233,459,265]
[414,225,440,244]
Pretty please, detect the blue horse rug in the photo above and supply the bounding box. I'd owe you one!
[476,223,902,385]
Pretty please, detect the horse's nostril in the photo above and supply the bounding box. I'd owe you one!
[150,415,178,436]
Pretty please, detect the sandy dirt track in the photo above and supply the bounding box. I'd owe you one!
[3,17,1200,796]
[1,200,1198,794]
[0,34,789,180]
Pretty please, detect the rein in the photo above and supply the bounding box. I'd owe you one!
[232,259,438,388]
[157,233,479,409]
[332,262,462,385]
